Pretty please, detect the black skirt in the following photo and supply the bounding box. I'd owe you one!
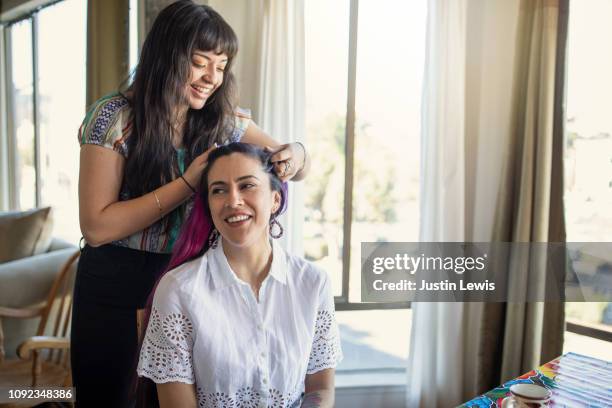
[71,244,170,408]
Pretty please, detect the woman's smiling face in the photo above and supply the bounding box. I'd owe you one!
[185,49,228,110]
[207,153,281,248]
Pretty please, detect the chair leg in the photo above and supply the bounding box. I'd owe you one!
[62,370,73,387]
[31,350,42,387]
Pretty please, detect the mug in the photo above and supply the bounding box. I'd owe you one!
[502,384,551,408]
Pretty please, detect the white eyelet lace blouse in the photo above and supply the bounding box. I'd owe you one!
[137,239,342,408]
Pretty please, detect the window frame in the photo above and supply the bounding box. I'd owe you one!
[330,0,411,311]
[561,0,611,344]
[1,24,16,211]
[566,319,612,343]
[3,0,411,310]
[2,0,90,221]
[1,2,60,210]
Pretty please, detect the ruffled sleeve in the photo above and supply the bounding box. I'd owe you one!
[137,274,195,384]
[227,107,252,143]
[307,273,343,374]
[78,93,131,158]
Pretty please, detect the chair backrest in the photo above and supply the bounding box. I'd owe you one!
[136,308,146,346]
[36,250,80,366]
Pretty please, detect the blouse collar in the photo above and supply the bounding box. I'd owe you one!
[208,237,287,290]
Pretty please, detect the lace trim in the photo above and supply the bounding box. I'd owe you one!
[307,309,342,374]
[137,307,195,383]
[196,386,302,408]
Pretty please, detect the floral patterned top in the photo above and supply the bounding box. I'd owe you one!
[77,92,252,253]
[137,238,343,408]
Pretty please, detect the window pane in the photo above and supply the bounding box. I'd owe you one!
[38,0,87,243]
[336,309,411,374]
[304,0,350,297]
[349,0,426,301]
[563,330,612,362]
[563,0,612,356]
[10,19,36,210]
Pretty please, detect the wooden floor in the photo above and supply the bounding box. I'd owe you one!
[0,359,71,408]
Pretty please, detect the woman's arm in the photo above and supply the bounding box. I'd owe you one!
[78,144,212,246]
[241,121,311,181]
[302,369,335,408]
[157,382,197,408]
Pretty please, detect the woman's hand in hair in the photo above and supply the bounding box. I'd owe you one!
[183,144,217,190]
[241,121,310,181]
[264,143,310,182]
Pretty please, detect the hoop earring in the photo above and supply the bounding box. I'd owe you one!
[269,217,284,239]
[208,228,219,249]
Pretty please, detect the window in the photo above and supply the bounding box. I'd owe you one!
[563,0,612,361]
[8,19,36,210]
[3,0,86,243]
[304,0,427,380]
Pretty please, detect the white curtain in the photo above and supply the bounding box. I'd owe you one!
[408,0,524,406]
[407,1,469,406]
[409,0,565,406]
[209,0,306,254]
[256,0,305,254]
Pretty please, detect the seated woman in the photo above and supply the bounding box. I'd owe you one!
[137,142,342,408]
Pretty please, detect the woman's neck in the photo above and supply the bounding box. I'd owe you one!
[222,237,273,291]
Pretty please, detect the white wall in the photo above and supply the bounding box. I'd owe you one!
[336,385,406,408]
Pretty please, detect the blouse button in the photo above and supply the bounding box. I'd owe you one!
[257,323,263,330]
[262,377,268,385]
[258,401,266,408]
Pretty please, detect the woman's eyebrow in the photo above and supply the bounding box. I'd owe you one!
[193,52,228,64]
[208,175,259,189]
[236,175,259,182]
[208,180,227,189]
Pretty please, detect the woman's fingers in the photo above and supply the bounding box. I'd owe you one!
[183,144,218,187]
[198,143,218,165]
[268,145,292,163]
[266,144,295,181]
[264,145,293,181]
[273,159,295,182]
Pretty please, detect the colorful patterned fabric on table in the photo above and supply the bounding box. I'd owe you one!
[460,352,612,408]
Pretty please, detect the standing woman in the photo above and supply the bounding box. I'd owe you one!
[72,1,309,406]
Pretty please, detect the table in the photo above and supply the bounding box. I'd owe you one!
[460,352,612,407]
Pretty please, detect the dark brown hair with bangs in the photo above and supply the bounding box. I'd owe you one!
[124,0,239,199]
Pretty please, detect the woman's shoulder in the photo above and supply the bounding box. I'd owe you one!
[83,92,131,124]
[283,250,329,287]
[234,106,251,119]
[155,255,209,298]
[226,106,252,143]
[78,92,132,155]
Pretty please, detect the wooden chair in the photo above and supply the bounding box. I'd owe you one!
[136,309,146,346]
[0,250,80,407]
